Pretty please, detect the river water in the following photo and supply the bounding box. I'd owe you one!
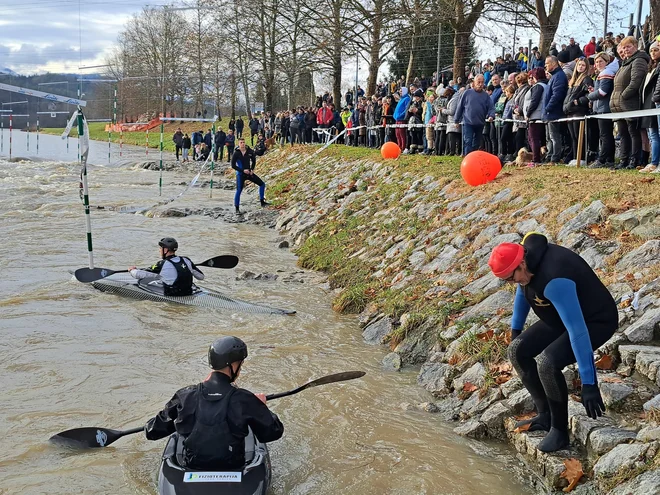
[0,131,532,494]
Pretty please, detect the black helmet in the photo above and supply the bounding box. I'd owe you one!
[208,336,248,371]
[158,237,178,251]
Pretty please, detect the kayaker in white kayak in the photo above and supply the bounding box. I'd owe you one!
[144,336,284,470]
[128,237,204,296]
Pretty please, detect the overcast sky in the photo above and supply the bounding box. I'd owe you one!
[0,0,649,83]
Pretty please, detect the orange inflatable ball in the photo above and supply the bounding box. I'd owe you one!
[460,151,502,186]
[381,141,401,159]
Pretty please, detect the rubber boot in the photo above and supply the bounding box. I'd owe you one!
[514,411,550,432]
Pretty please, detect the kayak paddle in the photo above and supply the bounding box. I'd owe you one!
[74,255,239,283]
[49,425,144,449]
[265,370,366,400]
[49,371,365,449]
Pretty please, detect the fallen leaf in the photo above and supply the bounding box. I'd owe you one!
[570,394,582,402]
[514,422,531,433]
[626,182,634,186]
[477,329,495,341]
[514,412,536,421]
[495,374,512,385]
[595,354,614,370]
[640,177,655,183]
[602,376,623,383]
[463,382,478,393]
[492,362,513,374]
[561,458,584,492]
[448,354,461,365]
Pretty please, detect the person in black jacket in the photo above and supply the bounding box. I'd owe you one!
[145,336,284,470]
[639,41,660,173]
[236,116,245,138]
[562,58,593,162]
[565,38,584,61]
[214,128,227,161]
[231,138,268,213]
[182,134,191,162]
[248,117,259,145]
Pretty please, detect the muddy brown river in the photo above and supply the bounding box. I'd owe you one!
[0,131,532,494]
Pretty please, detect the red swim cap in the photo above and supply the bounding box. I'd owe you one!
[488,243,524,278]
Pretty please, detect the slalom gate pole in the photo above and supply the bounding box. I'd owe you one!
[159,123,163,196]
[210,123,216,198]
[9,113,12,161]
[36,118,39,154]
[1,119,3,153]
[108,129,111,163]
[120,127,123,157]
[26,119,29,151]
[67,135,69,154]
[146,128,149,157]
[78,109,94,269]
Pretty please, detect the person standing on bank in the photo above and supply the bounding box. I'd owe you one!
[488,233,617,453]
[145,336,284,470]
[231,137,269,214]
[453,74,495,155]
[172,128,184,162]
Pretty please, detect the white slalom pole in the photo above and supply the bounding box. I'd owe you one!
[26,119,29,151]
[77,108,94,269]
[36,117,39,154]
[159,123,163,196]
[9,114,12,161]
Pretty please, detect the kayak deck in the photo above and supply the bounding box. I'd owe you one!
[89,273,295,315]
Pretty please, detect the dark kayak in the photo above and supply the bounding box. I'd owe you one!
[88,273,295,315]
[158,431,270,495]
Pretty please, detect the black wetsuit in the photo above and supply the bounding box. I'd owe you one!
[145,372,284,470]
[507,234,617,451]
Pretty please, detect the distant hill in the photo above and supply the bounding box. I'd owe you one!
[0,67,19,76]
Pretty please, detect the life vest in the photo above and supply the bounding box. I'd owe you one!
[163,256,194,296]
[182,385,243,469]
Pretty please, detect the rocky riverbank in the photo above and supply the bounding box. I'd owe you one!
[147,145,660,493]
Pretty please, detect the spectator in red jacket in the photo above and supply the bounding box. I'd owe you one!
[584,37,597,58]
[316,101,334,129]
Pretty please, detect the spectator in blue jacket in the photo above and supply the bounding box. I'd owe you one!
[454,74,495,155]
[543,56,568,163]
[393,87,411,151]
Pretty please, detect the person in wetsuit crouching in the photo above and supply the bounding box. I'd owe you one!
[128,237,204,296]
[144,336,284,470]
[488,232,617,452]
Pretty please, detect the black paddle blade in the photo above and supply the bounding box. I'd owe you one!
[305,371,366,388]
[266,371,366,400]
[49,427,126,448]
[74,267,123,283]
[199,255,239,269]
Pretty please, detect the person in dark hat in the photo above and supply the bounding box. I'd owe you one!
[406,88,425,154]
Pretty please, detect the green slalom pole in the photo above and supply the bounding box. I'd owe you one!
[209,123,216,198]
[36,118,39,154]
[159,122,163,196]
[78,108,94,269]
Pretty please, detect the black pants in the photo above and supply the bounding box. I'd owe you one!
[481,122,492,153]
[515,126,528,152]
[597,118,615,163]
[617,118,641,165]
[489,122,498,155]
[447,132,461,155]
[251,132,257,146]
[435,129,447,155]
[175,145,182,160]
[508,320,616,432]
[226,145,234,162]
[500,123,514,157]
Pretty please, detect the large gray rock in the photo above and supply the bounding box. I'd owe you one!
[460,387,502,417]
[600,382,635,407]
[557,203,583,223]
[593,442,649,478]
[619,345,660,366]
[362,317,393,345]
[635,351,660,382]
[624,308,660,343]
[480,401,511,435]
[505,388,534,414]
[453,419,487,439]
[457,291,515,322]
[452,362,487,391]
[588,427,637,455]
[460,272,504,295]
[500,376,523,398]
[617,240,660,271]
[474,224,501,248]
[637,426,660,442]
[643,393,660,412]
[420,245,459,274]
[609,206,660,232]
[557,200,608,241]
[572,416,608,446]
[382,352,402,371]
[607,469,660,495]
[580,241,620,271]
[608,282,635,303]
[417,362,452,397]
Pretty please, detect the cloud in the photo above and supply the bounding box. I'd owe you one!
[0,1,168,74]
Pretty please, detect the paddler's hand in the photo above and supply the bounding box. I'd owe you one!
[128,266,137,271]
[255,393,267,405]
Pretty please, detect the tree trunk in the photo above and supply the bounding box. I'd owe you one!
[405,23,420,85]
[650,0,660,40]
[452,30,468,82]
[535,0,565,57]
[331,0,343,106]
[231,72,236,120]
[366,0,383,96]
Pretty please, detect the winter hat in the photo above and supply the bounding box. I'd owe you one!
[400,87,408,97]
[651,41,660,51]
[436,84,445,96]
[488,243,524,279]
[413,88,424,98]
[557,50,571,64]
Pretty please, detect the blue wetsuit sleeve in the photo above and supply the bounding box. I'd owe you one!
[511,285,530,331]
[544,278,597,385]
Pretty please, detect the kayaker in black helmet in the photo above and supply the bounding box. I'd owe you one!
[128,237,204,296]
[145,337,284,470]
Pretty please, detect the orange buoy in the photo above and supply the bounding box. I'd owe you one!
[460,151,502,186]
[381,141,401,159]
